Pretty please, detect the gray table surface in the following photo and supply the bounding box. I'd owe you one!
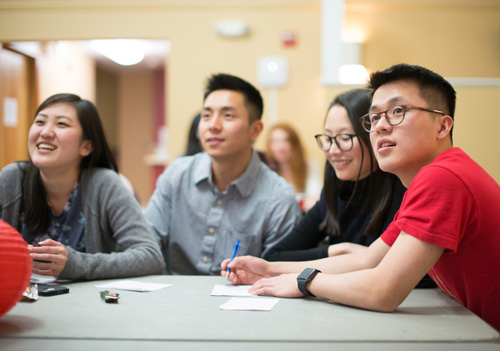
[1,275,499,350]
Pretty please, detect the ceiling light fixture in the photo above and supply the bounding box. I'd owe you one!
[90,39,145,66]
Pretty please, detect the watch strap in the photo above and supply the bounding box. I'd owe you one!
[297,268,321,297]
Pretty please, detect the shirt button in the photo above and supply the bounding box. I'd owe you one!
[209,227,215,234]
[217,199,223,206]
[203,256,208,263]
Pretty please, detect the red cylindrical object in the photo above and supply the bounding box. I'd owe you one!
[0,220,32,317]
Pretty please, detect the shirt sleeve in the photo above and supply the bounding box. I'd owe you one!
[259,184,302,259]
[144,166,174,256]
[60,169,165,280]
[0,163,25,227]
[382,165,475,252]
[263,199,328,261]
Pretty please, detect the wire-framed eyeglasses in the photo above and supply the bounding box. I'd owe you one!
[359,105,445,133]
[314,133,357,152]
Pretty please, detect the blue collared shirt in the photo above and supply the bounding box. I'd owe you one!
[144,150,301,275]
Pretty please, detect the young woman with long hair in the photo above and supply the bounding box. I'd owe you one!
[0,93,164,280]
[264,89,405,261]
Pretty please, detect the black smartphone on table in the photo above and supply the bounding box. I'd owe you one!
[36,284,70,296]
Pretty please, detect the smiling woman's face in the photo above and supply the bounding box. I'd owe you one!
[28,102,92,173]
[323,104,375,181]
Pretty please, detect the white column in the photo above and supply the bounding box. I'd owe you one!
[320,0,345,85]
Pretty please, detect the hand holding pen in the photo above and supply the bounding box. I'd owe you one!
[225,240,240,278]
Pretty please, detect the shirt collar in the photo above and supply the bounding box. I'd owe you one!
[193,150,261,197]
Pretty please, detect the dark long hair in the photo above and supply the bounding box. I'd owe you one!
[21,93,118,235]
[320,89,398,237]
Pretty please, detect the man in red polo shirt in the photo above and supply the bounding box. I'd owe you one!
[222,64,500,332]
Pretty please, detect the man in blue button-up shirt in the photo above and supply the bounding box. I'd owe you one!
[144,73,301,275]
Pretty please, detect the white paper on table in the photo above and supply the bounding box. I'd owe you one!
[220,297,280,311]
[31,273,57,284]
[95,280,171,292]
[211,284,254,297]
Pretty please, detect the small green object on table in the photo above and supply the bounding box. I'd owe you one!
[100,290,119,303]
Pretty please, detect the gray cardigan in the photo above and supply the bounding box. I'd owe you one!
[0,163,164,280]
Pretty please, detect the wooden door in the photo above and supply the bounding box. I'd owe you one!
[0,44,37,170]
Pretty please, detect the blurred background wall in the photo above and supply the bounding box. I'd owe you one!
[0,0,499,205]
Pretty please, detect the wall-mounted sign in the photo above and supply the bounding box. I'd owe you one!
[3,97,18,128]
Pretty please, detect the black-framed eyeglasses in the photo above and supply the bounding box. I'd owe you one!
[314,133,357,152]
[359,105,445,133]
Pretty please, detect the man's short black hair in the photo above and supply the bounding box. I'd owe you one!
[203,73,264,123]
[367,63,456,139]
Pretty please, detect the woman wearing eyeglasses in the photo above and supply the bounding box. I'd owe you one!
[264,89,406,262]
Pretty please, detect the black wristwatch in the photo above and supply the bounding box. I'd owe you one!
[297,268,321,297]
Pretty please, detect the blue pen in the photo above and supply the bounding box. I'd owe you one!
[225,240,240,278]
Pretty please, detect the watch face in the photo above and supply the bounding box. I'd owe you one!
[298,268,317,280]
